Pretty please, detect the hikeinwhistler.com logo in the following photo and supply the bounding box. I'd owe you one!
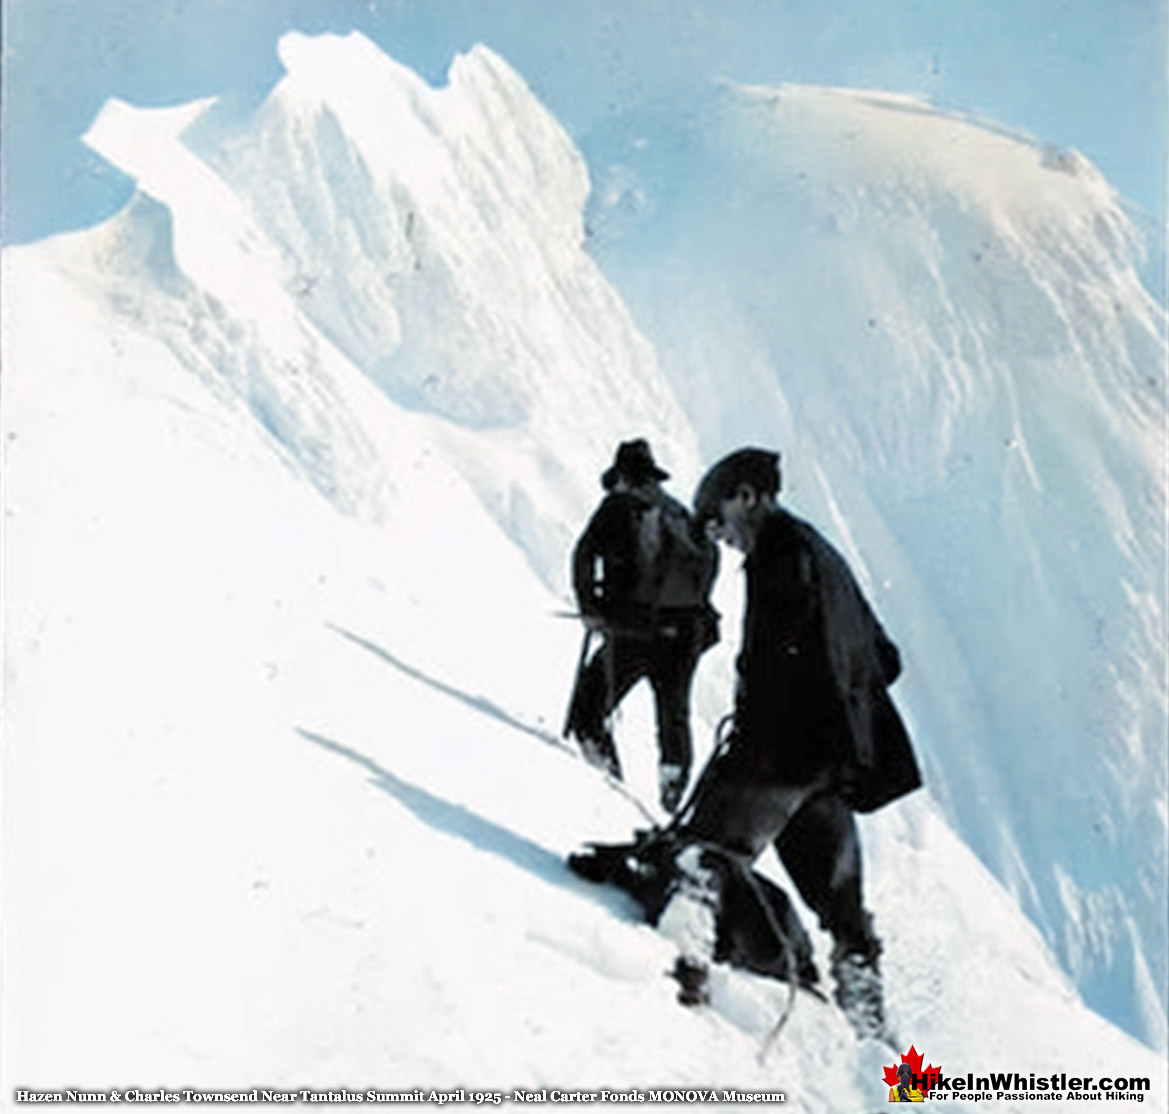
[882,1045,1152,1103]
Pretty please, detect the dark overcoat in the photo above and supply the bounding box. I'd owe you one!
[731,507,920,811]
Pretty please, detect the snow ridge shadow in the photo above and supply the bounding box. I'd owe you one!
[297,727,635,919]
[326,622,571,752]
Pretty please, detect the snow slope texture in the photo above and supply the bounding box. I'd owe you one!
[3,28,1167,1102]
[585,79,1168,1048]
[4,195,1166,1111]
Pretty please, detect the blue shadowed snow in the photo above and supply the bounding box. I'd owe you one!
[2,20,1165,1093]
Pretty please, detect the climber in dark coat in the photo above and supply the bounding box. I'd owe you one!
[707,457,918,810]
[565,439,719,812]
[671,446,920,1033]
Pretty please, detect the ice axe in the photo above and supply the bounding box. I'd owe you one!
[561,626,594,738]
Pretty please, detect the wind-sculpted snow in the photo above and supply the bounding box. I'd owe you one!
[195,31,699,581]
[78,100,390,519]
[71,31,700,586]
[3,29,1167,1093]
[586,81,1168,1045]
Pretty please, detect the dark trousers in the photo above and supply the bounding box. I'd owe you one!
[683,774,875,958]
[567,627,700,777]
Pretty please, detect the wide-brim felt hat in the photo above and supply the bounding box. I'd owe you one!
[602,438,670,489]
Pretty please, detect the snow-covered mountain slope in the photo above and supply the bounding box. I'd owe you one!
[2,27,1166,1099]
[584,81,1168,1047]
[78,30,700,588]
[3,217,1166,1109]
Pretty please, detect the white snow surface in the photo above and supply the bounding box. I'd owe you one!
[585,78,1168,1046]
[2,30,1166,1108]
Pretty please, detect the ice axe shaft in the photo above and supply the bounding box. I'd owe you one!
[562,627,594,738]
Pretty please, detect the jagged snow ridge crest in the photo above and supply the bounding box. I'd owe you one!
[211,31,701,583]
[76,29,699,588]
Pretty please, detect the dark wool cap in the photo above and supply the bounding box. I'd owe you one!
[601,438,670,490]
[693,448,781,526]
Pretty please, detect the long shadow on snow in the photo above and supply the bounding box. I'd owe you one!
[299,728,640,921]
[327,622,571,753]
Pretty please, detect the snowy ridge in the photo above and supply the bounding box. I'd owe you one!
[205,30,700,583]
[3,235,1165,1097]
[587,77,1167,1045]
[77,31,701,586]
[3,29,1167,1099]
[79,97,391,519]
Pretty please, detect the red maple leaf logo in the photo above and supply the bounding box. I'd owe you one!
[882,1045,942,1097]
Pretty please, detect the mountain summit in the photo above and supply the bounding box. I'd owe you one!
[3,30,1166,1093]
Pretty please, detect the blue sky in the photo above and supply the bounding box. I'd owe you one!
[1,0,1166,246]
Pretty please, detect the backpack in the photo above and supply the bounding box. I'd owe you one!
[653,495,717,609]
[574,491,717,621]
